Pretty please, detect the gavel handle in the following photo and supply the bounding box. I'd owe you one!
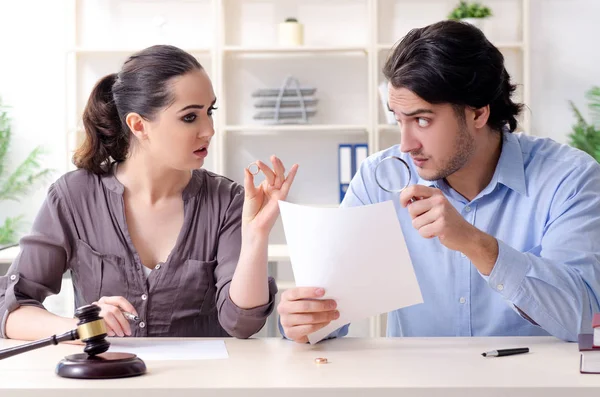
[0,329,78,360]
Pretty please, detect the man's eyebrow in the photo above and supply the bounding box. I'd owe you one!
[401,109,435,117]
[386,104,434,117]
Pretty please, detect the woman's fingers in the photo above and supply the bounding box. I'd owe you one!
[95,296,135,336]
[244,166,258,198]
[97,296,137,316]
[250,157,296,192]
[271,155,285,188]
[280,164,299,197]
[256,160,276,186]
[98,308,128,337]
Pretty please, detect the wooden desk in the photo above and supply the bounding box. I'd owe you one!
[0,336,599,396]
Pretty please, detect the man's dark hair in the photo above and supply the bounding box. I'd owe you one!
[383,20,523,133]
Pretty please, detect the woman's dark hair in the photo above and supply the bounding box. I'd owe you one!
[73,45,203,174]
[383,20,523,133]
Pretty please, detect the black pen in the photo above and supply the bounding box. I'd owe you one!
[482,347,529,357]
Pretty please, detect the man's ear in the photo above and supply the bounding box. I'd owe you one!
[125,113,147,141]
[472,105,490,129]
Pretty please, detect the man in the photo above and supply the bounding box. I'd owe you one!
[278,20,600,343]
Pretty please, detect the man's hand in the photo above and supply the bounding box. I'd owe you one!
[400,185,498,275]
[400,185,475,251]
[277,287,339,343]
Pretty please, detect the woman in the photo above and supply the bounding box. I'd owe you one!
[0,45,297,339]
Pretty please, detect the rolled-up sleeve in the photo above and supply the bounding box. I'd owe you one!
[0,184,71,338]
[213,187,277,338]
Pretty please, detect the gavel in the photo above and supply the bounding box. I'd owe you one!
[0,304,146,379]
[0,304,109,360]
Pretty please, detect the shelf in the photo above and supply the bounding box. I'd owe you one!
[69,47,212,55]
[377,43,396,52]
[318,204,340,208]
[0,246,19,265]
[224,124,369,133]
[494,42,526,50]
[378,124,399,132]
[377,41,524,52]
[267,244,289,262]
[276,281,296,291]
[223,45,368,56]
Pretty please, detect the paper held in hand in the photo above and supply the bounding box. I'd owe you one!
[279,200,424,344]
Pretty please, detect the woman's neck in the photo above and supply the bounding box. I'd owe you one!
[115,151,192,205]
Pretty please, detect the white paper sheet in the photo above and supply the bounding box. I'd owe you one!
[107,339,229,360]
[279,200,423,344]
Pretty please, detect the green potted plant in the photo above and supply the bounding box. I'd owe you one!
[568,87,600,163]
[0,98,53,245]
[448,1,492,30]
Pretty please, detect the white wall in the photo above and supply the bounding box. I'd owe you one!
[0,1,68,228]
[529,0,600,142]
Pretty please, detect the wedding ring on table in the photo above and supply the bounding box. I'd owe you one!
[314,357,328,364]
[247,162,260,175]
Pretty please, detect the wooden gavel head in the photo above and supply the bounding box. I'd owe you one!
[74,304,110,356]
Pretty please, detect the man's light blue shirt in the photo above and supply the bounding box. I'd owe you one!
[327,132,600,342]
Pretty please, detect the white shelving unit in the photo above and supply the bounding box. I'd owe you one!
[223,45,368,54]
[65,0,530,337]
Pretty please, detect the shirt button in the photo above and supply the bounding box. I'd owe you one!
[464,206,471,213]
[459,297,466,304]
[139,321,146,328]
[155,264,161,270]
[497,284,504,291]
[461,252,466,258]
[9,275,16,281]
[141,294,148,301]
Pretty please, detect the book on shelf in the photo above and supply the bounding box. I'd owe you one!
[594,312,600,346]
[578,313,600,374]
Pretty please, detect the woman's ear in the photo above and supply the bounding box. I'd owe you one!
[125,113,147,141]
[472,105,490,129]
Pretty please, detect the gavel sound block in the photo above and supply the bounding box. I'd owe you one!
[0,304,146,379]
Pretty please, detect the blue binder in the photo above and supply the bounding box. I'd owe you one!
[353,143,368,174]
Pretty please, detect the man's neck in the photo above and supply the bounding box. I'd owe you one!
[445,131,503,202]
[115,151,192,205]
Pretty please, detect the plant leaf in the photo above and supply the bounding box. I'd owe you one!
[585,86,600,129]
[0,215,24,245]
[0,103,11,179]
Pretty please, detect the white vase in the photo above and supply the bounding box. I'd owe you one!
[460,17,485,31]
[278,21,304,46]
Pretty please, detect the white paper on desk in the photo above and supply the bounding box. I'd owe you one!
[107,339,229,360]
[279,200,423,344]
